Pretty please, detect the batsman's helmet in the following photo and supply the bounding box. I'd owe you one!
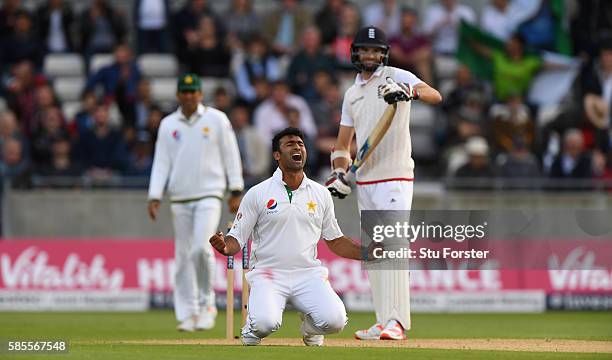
[350,26,389,72]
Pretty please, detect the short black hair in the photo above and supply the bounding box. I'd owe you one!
[272,127,304,152]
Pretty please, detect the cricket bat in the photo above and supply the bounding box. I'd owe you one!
[347,77,400,178]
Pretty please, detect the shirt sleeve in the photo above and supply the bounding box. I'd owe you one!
[392,67,424,87]
[321,190,344,241]
[219,114,245,192]
[227,189,259,248]
[148,123,171,200]
[339,95,354,127]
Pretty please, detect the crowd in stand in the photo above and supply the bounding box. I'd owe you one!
[0,0,611,190]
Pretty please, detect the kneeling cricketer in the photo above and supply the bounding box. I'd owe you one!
[210,127,371,346]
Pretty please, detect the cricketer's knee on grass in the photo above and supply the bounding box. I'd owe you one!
[249,311,282,338]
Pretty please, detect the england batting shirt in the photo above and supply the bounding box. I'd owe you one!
[340,66,423,183]
[227,168,343,270]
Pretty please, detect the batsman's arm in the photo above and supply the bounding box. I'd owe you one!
[332,125,355,171]
[413,83,443,105]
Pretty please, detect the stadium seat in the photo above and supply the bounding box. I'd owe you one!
[61,101,81,123]
[89,53,114,74]
[138,54,179,77]
[43,53,85,78]
[53,77,85,102]
[150,78,178,103]
[434,56,459,80]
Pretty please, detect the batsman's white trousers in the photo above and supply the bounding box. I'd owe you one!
[171,197,221,322]
[242,267,347,339]
[357,180,413,330]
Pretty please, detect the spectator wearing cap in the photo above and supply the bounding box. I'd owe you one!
[389,7,434,85]
[455,136,494,178]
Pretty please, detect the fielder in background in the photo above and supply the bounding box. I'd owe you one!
[326,26,442,340]
[148,73,244,332]
[210,127,370,346]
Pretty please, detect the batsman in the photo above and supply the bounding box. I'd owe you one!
[326,26,442,340]
[210,127,370,346]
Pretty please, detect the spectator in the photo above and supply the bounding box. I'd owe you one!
[253,81,316,145]
[31,106,69,166]
[262,0,311,56]
[285,106,318,173]
[489,94,535,154]
[315,0,345,45]
[549,129,593,179]
[389,7,434,85]
[0,137,31,189]
[72,91,98,138]
[4,61,44,137]
[31,84,61,134]
[125,132,153,177]
[35,137,83,181]
[446,91,487,147]
[123,78,155,132]
[423,0,476,55]
[455,136,494,178]
[144,105,163,143]
[287,26,337,103]
[580,37,612,153]
[79,0,127,60]
[172,0,221,64]
[184,15,231,77]
[442,64,491,115]
[36,0,75,53]
[84,43,142,119]
[480,0,516,41]
[469,33,541,101]
[133,0,171,54]
[75,103,128,177]
[0,110,28,158]
[226,0,261,48]
[330,2,361,71]
[212,87,232,114]
[495,136,540,178]
[1,10,42,71]
[229,103,269,186]
[0,0,22,39]
[362,0,401,38]
[570,1,612,57]
[233,35,281,103]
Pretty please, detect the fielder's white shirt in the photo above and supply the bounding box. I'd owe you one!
[340,66,423,183]
[228,168,343,270]
[148,104,244,201]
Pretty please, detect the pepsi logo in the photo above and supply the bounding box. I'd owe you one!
[172,130,181,140]
[266,199,277,210]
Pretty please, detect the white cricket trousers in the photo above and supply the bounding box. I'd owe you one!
[357,180,413,330]
[242,267,347,339]
[170,197,222,322]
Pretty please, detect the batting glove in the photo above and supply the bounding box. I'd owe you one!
[380,82,419,104]
[325,168,352,199]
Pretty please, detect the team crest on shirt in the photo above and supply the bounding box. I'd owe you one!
[202,126,210,138]
[306,201,317,216]
[266,199,279,215]
[172,130,181,141]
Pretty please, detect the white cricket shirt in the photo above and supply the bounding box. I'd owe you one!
[148,104,244,201]
[340,66,423,183]
[228,168,343,270]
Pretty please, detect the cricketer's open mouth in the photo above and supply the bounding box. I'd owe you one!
[291,153,302,162]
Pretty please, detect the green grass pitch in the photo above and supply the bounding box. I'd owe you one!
[0,311,610,359]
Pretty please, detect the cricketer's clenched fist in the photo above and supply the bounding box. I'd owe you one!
[209,231,229,256]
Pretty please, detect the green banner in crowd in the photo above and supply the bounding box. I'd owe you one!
[456,21,504,81]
